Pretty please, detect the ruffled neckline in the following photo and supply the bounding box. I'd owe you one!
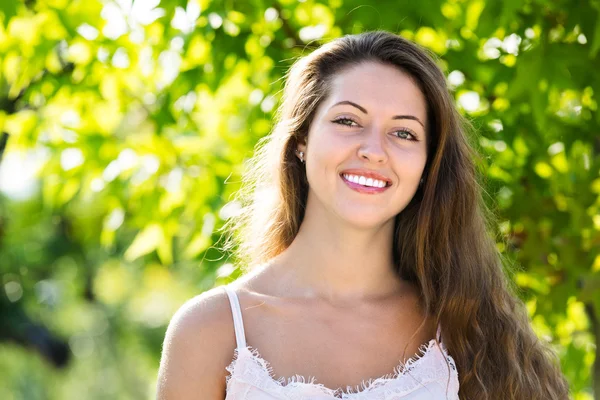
[225,338,459,399]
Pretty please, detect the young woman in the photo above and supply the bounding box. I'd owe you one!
[157,31,569,399]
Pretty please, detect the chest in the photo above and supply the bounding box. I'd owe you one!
[239,295,434,391]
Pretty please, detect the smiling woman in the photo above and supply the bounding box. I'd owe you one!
[296,61,428,229]
[157,31,569,400]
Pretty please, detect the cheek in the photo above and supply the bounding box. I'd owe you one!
[392,147,427,178]
[305,129,351,188]
[308,124,349,159]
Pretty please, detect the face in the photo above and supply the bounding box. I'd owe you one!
[297,61,428,229]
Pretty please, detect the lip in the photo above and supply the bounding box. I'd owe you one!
[339,169,392,185]
[339,170,392,194]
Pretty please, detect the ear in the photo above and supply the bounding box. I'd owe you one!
[296,140,307,159]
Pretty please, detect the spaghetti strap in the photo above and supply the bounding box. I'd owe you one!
[223,286,247,349]
[436,323,443,343]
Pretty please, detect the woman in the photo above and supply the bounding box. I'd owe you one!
[157,31,569,399]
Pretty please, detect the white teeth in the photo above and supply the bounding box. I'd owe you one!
[342,174,388,188]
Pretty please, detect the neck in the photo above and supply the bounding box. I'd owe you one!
[267,197,404,302]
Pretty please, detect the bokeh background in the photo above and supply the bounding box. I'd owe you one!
[0,0,598,398]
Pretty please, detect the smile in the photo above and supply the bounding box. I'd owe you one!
[340,173,390,194]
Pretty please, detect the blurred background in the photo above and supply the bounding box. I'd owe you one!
[0,0,598,398]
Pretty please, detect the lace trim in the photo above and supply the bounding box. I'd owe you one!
[225,339,459,399]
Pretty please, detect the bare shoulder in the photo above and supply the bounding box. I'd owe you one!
[156,286,235,400]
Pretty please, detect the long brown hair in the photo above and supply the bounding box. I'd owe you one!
[222,31,568,399]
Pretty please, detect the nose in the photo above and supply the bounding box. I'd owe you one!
[357,128,387,164]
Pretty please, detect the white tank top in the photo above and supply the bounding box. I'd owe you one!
[223,286,460,399]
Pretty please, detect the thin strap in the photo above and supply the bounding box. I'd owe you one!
[223,286,247,349]
[436,323,443,343]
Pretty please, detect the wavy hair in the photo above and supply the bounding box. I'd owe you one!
[221,31,568,399]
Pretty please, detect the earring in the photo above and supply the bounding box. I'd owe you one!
[296,150,305,163]
[420,178,424,185]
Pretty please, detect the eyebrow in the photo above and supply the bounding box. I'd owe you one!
[331,100,425,128]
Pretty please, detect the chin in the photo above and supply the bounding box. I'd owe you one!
[336,208,396,230]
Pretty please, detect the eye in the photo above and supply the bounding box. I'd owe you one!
[332,117,359,127]
[393,129,418,141]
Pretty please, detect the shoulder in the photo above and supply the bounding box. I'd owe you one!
[156,286,235,400]
[163,286,233,341]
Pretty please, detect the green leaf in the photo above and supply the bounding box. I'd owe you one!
[0,0,18,29]
[124,224,164,262]
[590,15,600,58]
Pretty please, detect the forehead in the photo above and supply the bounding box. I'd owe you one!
[324,61,427,118]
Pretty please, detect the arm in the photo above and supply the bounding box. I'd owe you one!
[157,287,235,400]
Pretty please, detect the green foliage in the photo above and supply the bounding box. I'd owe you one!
[0,0,598,398]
